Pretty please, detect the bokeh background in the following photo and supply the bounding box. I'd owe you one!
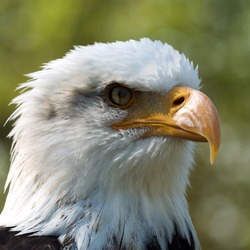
[0,0,249,249]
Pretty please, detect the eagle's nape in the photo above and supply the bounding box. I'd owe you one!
[0,38,220,250]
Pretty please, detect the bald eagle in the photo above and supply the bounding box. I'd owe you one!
[0,39,220,250]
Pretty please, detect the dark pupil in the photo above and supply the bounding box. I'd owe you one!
[112,87,131,106]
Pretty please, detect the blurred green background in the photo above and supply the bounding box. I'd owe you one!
[0,0,249,249]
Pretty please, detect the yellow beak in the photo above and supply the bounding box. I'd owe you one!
[112,86,221,164]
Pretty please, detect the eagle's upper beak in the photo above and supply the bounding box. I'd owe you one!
[112,86,221,164]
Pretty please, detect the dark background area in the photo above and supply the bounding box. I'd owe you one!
[0,1,249,249]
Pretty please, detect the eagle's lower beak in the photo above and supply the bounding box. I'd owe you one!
[112,86,221,164]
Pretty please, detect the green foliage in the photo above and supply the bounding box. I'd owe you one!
[0,0,249,249]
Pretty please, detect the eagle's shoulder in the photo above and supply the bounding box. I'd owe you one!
[0,227,62,250]
[167,230,195,250]
[146,229,195,250]
[0,227,196,249]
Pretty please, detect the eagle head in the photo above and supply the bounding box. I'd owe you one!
[0,38,220,249]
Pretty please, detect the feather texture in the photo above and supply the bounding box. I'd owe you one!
[0,39,201,249]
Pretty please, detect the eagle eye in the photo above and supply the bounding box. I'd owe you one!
[106,83,135,108]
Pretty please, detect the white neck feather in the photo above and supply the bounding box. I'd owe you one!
[0,126,199,249]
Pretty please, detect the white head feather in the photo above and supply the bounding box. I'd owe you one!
[0,38,201,249]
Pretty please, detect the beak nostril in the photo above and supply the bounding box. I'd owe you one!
[173,96,185,106]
